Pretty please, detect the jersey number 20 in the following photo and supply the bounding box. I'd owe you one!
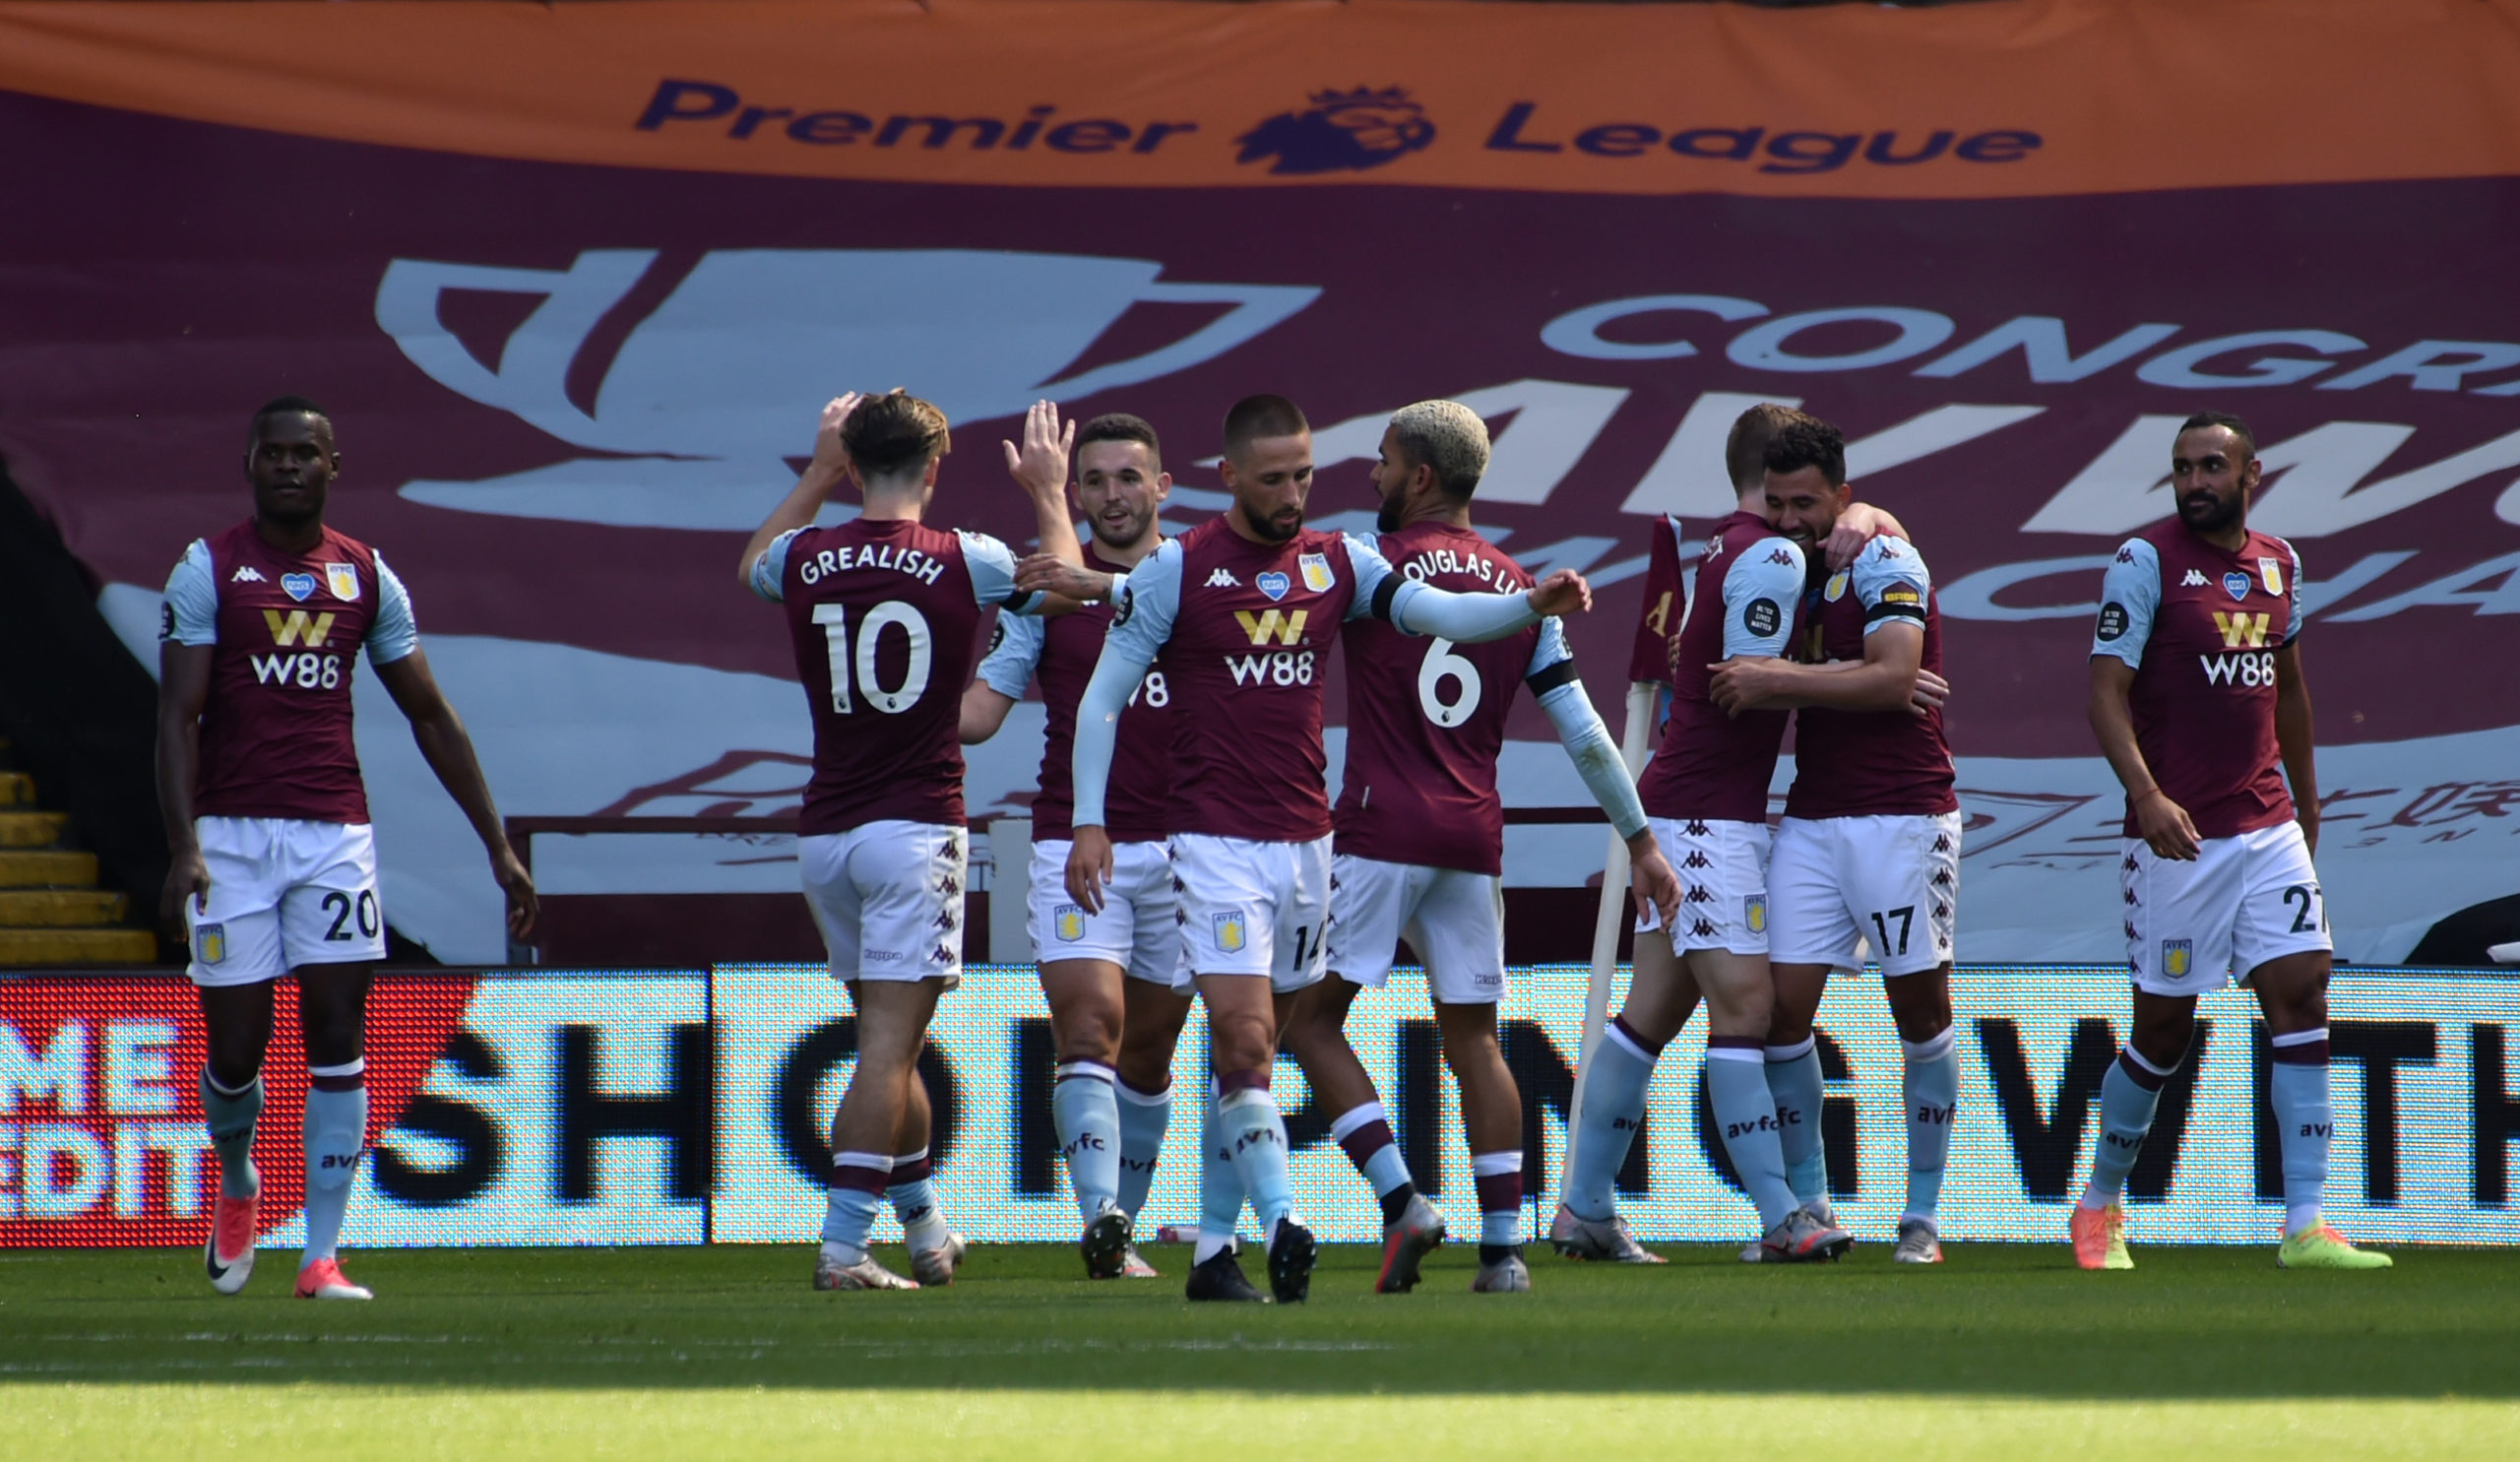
[812,601,932,715]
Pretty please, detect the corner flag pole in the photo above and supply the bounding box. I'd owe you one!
[1559,678,1659,1205]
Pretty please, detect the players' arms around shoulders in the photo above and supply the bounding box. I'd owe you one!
[960,609,1045,745]
[1707,536,1936,717]
[1524,623,1682,928]
[2086,537,2198,859]
[1345,531,1593,640]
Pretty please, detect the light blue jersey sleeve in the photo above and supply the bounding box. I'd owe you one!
[161,540,219,646]
[1072,540,1180,828]
[1523,615,1576,684]
[2277,539,2305,645]
[1340,532,1399,623]
[747,528,802,604]
[1850,536,1932,639]
[1720,536,1804,660]
[976,609,1046,699]
[365,553,419,665]
[1343,532,1546,643]
[957,530,1048,615]
[2091,539,2162,667]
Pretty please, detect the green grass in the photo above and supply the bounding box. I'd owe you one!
[3,1242,2515,1457]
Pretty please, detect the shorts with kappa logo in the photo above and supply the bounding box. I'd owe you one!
[2124,820,2330,996]
[799,820,966,985]
[1768,811,1961,977]
[1326,854,1507,1004]
[185,817,385,986]
[1633,816,1770,956]
[1029,838,1187,990]
[1168,832,1331,992]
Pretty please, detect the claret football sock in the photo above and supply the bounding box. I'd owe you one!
[822,1153,895,1265]
[2078,1046,2172,1211]
[1902,1027,1959,1226]
[1473,1149,1524,1261]
[1216,1073,1297,1237]
[1566,1014,1661,1222]
[887,1146,939,1232]
[1763,1037,1826,1206]
[1053,1061,1123,1222]
[201,1068,263,1200]
[300,1061,367,1267]
[1706,1038,1800,1230]
[2269,1028,2334,1238]
[1114,1077,1172,1220]
[1330,1101,1416,1225]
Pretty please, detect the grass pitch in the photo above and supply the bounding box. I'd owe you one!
[4,1240,2514,1458]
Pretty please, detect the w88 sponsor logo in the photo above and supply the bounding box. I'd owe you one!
[249,651,345,690]
[1226,650,1316,687]
[2199,650,2277,687]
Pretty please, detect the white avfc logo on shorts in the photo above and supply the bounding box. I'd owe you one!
[196,923,226,965]
[1298,553,1335,593]
[325,563,360,601]
[2163,939,2193,979]
[1054,905,1086,941]
[1213,912,1248,954]
[1743,897,1767,935]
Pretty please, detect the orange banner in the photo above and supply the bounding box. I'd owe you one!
[2,0,2518,198]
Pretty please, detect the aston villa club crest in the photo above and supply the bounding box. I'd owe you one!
[1744,897,1768,935]
[325,562,360,601]
[1298,552,1335,593]
[2258,556,2285,596]
[195,922,226,965]
[1213,912,1248,954]
[1054,905,1086,942]
[2163,939,2194,979]
[1823,570,1850,604]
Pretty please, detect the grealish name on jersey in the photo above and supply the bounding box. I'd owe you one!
[795,541,947,587]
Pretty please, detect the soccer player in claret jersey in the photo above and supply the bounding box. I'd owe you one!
[158,397,537,1302]
[1046,395,1595,1303]
[1707,416,1963,1265]
[2075,412,2387,1271]
[1556,404,1907,1266]
[740,392,1090,1292]
[962,413,1193,1281]
[1277,401,1682,1296]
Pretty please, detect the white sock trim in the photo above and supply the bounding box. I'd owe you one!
[1055,1060,1116,1083]
[1763,1036,1816,1063]
[830,1151,895,1175]
[1470,1150,1524,1177]
[1327,1102,1387,1142]
[204,1071,262,1099]
[2271,1027,2329,1049]
[1602,1021,1657,1064]
[307,1057,366,1079]
[1705,1045,1764,1064]
[1114,1080,1172,1108]
[2120,1044,2177,1078]
[892,1147,928,1168]
[1903,1028,1958,1062]
[1217,1086,1280,1116]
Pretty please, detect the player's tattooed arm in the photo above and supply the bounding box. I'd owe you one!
[155,641,215,934]
[2088,655,2201,861]
[375,650,539,936]
[1005,400,1086,570]
[738,393,862,593]
[1012,553,1119,612]
[2273,641,2319,857]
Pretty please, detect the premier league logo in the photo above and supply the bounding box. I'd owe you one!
[1255,571,1292,602]
[1235,87,1436,175]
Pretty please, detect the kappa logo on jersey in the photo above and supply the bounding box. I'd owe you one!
[1234,608,1308,646]
[1213,912,1248,954]
[1298,552,1334,592]
[1765,548,1796,567]
[281,572,318,602]
[1255,570,1292,602]
[1205,567,1241,588]
[2181,569,2209,588]
[1054,905,1086,941]
[195,922,226,964]
[325,563,360,601]
[2211,611,2272,649]
[2258,556,2285,596]
[2163,939,2194,979]
[2222,571,2251,602]
[230,565,266,583]
[263,609,338,648]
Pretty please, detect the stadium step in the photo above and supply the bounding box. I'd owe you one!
[0,888,130,926]
[0,926,158,964]
[0,770,32,805]
[0,848,99,888]
[0,809,71,847]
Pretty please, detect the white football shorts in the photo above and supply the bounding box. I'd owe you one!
[1633,816,1771,956]
[1767,811,1962,977]
[1326,854,1506,1004]
[185,817,385,986]
[1167,832,1332,992]
[1030,838,1186,989]
[2124,820,2330,996]
[798,820,966,985]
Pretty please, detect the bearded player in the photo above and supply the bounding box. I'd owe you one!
[159,396,536,1302]
[1045,395,1594,1303]
[1275,401,1681,1296]
[1707,415,1962,1265]
[963,413,1193,1281]
[1557,404,1914,1265]
[2073,412,2387,1271]
[741,391,1088,1292]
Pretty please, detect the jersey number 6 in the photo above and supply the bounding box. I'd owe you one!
[811,601,933,715]
[1417,638,1482,728]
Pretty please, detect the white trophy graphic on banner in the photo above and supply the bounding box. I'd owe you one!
[377,248,1319,529]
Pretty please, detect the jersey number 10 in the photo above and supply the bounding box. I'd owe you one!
[812,601,933,715]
